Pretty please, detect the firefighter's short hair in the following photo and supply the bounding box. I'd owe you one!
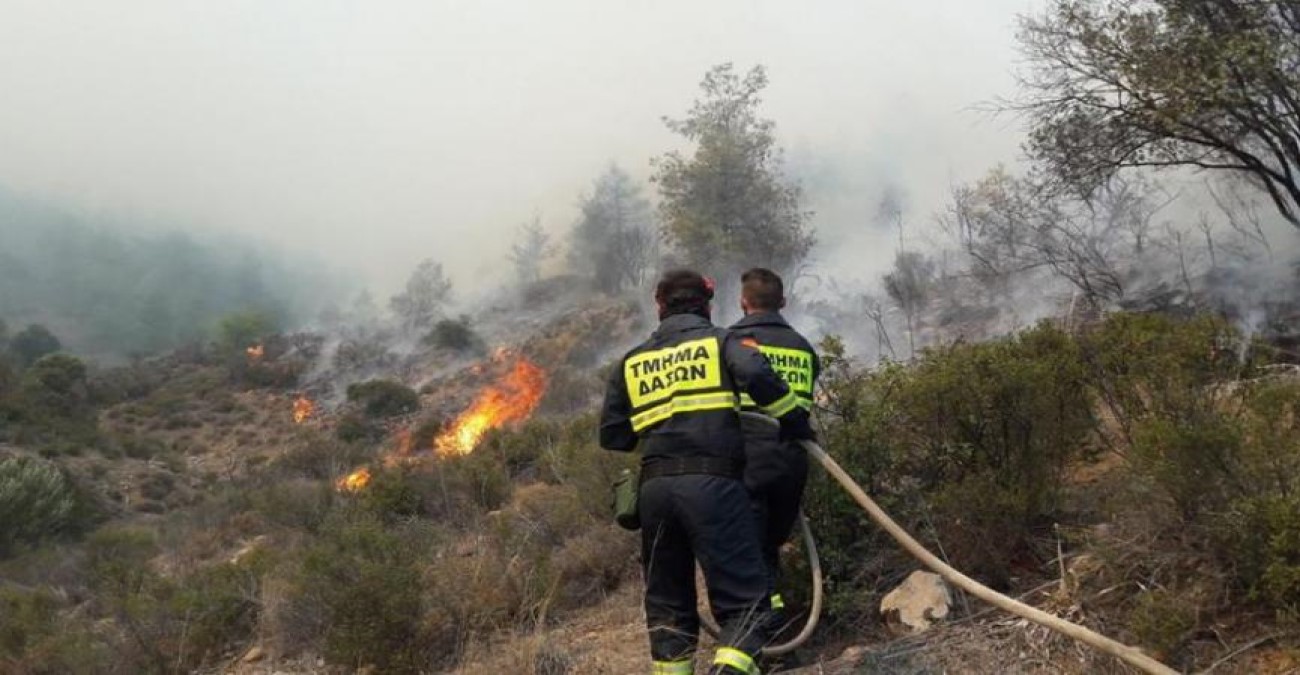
[741,267,784,310]
[655,269,713,313]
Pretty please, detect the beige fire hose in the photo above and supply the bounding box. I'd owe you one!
[699,511,823,656]
[803,439,1177,674]
[721,413,1179,674]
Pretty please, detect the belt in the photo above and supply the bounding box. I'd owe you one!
[640,456,742,483]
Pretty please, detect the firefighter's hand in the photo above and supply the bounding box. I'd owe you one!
[778,409,815,442]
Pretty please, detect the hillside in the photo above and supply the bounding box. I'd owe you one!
[3,277,1300,674]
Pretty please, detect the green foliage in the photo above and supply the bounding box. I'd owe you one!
[8,324,61,369]
[653,63,813,281]
[335,412,385,443]
[0,194,326,357]
[346,379,420,418]
[290,517,427,672]
[423,315,485,353]
[1127,588,1196,658]
[390,258,452,334]
[217,309,276,356]
[1018,0,1300,225]
[812,322,1095,604]
[568,165,658,293]
[1132,414,1244,520]
[19,353,89,417]
[78,523,264,671]
[0,586,105,674]
[0,457,86,556]
[1078,312,1242,446]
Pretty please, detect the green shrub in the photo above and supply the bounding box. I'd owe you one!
[346,379,420,418]
[357,467,423,523]
[0,457,89,556]
[1127,588,1196,659]
[216,309,276,356]
[1131,413,1244,521]
[0,586,106,674]
[289,516,429,672]
[8,324,61,369]
[335,411,384,443]
[424,315,485,353]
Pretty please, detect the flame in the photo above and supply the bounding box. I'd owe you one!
[333,352,546,492]
[246,344,265,360]
[293,396,315,424]
[336,467,371,492]
[434,354,547,456]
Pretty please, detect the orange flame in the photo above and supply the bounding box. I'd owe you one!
[246,344,265,361]
[434,355,547,456]
[336,467,371,492]
[293,396,315,424]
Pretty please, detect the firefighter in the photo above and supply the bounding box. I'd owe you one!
[729,268,820,631]
[600,269,815,675]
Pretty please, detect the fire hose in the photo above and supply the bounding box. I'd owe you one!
[704,413,1178,675]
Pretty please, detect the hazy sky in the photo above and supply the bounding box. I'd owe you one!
[0,0,1039,295]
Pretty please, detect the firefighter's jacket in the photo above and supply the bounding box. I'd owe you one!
[729,311,819,414]
[599,312,801,466]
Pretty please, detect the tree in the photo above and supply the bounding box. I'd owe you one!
[653,63,814,283]
[389,260,452,333]
[8,324,61,368]
[1017,0,1300,227]
[509,216,553,287]
[883,251,937,357]
[217,310,275,355]
[947,167,1169,308]
[568,165,658,293]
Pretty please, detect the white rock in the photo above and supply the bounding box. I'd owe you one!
[880,570,951,635]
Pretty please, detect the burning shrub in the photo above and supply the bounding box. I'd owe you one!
[346,379,420,418]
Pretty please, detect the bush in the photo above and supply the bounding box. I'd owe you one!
[276,516,429,672]
[216,309,276,356]
[8,324,61,369]
[80,523,266,671]
[335,412,384,444]
[346,379,420,418]
[0,457,89,556]
[424,315,485,353]
[0,586,106,674]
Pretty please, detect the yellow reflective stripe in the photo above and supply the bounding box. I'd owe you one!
[713,647,757,674]
[630,391,739,431]
[770,593,785,610]
[761,390,799,418]
[743,393,812,411]
[651,659,693,675]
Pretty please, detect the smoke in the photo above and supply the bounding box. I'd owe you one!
[0,0,1029,303]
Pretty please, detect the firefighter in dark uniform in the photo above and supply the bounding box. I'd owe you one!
[730,268,820,627]
[600,269,815,675]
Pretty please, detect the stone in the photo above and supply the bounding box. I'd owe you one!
[242,646,266,663]
[880,570,951,635]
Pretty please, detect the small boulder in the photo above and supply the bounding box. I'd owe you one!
[242,645,266,663]
[881,570,951,635]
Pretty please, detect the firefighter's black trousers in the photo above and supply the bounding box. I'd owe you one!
[742,418,811,590]
[639,473,771,661]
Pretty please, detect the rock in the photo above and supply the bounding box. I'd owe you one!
[242,646,266,663]
[880,570,951,635]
